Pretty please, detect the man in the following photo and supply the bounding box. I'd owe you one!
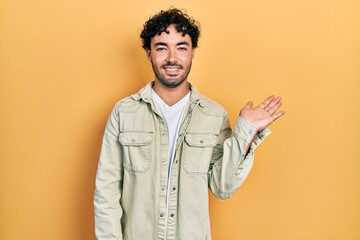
[94,8,285,240]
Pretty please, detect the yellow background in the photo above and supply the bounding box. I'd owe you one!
[1,0,359,239]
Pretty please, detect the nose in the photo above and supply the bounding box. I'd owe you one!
[166,48,177,62]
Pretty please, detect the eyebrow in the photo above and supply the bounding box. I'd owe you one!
[153,41,191,47]
[177,41,190,46]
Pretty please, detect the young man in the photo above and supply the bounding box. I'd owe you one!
[94,8,285,240]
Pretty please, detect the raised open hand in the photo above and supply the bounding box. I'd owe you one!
[239,96,285,132]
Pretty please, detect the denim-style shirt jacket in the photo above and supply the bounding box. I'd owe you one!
[94,82,270,240]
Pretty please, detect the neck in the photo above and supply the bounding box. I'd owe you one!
[152,80,190,106]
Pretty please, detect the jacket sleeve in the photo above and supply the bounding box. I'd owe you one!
[208,112,270,200]
[94,106,124,240]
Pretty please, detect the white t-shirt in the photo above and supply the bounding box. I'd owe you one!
[151,89,190,240]
[152,90,190,225]
[151,90,190,175]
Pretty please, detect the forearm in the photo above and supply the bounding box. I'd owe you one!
[208,117,270,200]
[94,107,124,240]
[94,176,123,240]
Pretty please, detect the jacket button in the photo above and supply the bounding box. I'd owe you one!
[160,213,164,217]
[200,140,204,144]
[170,213,175,217]
[172,187,176,191]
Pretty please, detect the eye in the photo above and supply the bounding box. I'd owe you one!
[178,47,188,51]
[156,47,166,52]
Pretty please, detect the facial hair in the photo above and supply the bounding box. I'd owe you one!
[151,60,192,88]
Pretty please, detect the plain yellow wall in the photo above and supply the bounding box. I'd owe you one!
[1,0,359,239]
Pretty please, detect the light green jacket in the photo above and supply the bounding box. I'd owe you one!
[94,82,270,240]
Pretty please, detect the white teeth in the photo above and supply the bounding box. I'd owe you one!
[164,68,180,72]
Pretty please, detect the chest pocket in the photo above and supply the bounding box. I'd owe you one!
[184,133,218,175]
[119,132,153,173]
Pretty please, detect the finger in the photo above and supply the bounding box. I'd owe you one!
[272,110,285,121]
[258,95,275,109]
[268,101,283,115]
[244,101,253,110]
[265,96,281,111]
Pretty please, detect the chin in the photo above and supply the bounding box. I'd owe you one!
[161,79,186,88]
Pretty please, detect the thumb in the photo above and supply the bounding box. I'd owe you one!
[244,101,253,110]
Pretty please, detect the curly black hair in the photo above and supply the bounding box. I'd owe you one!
[140,8,201,50]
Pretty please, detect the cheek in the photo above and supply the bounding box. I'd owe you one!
[181,54,193,65]
[150,54,166,64]
[149,56,160,66]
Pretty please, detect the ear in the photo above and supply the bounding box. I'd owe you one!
[191,48,196,59]
[146,48,151,61]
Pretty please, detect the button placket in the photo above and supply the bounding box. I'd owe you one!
[157,117,169,238]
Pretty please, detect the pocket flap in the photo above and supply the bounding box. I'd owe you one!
[119,132,153,146]
[185,134,218,147]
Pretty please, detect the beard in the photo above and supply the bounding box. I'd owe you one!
[151,61,192,88]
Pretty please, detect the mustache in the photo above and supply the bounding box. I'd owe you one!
[162,62,183,69]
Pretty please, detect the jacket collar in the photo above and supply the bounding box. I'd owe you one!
[131,81,209,107]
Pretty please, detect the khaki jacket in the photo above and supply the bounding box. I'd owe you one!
[94,82,270,240]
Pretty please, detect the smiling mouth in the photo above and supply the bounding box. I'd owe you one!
[163,65,182,76]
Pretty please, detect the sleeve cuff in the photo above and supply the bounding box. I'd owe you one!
[234,117,271,150]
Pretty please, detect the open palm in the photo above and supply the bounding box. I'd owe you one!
[239,96,285,132]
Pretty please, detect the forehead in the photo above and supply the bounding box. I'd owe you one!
[150,24,192,46]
